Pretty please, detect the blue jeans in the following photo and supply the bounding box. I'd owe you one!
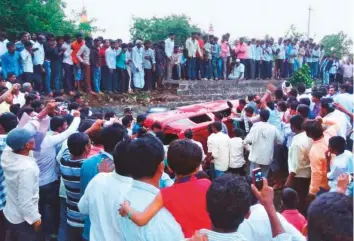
[188,57,196,80]
[74,64,83,82]
[249,162,270,178]
[44,60,51,94]
[101,65,110,91]
[212,57,222,79]
[58,197,68,241]
[202,59,211,79]
[51,60,62,91]
[92,66,101,92]
[5,218,40,241]
[210,163,224,179]
[311,61,319,79]
[38,181,60,240]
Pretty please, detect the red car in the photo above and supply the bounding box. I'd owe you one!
[144,100,239,152]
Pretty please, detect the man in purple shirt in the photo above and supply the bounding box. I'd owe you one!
[311,91,323,117]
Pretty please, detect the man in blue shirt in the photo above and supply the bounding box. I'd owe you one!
[80,123,129,240]
[1,42,22,78]
[132,114,146,135]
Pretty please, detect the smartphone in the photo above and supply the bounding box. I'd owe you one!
[252,168,263,190]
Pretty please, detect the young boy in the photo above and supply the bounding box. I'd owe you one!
[228,128,248,176]
[281,188,307,232]
[119,139,212,237]
[132,114,146,135]
[171,46,181,80]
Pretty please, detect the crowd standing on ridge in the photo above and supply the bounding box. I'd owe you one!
[0,30,352,241]
[0,31,353,97]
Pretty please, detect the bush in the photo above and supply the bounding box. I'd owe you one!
[289,64,313,88]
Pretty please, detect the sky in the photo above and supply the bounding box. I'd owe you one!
[65,0,353,43]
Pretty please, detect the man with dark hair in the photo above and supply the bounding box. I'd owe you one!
[307,192,353,241]
[150,122,162,136]
[228,128,247,175]
[90,38,102,94]
[165,33,175,80]
[333,84,353,118]
[184,128,205,163]
[60,132,91,240]
[244,109,284,177]
[296,104,310,120]
[281,188,307,232]
[62,34,75,96]
[311,91,322,116]
[326,136,353,193]
[122,115,133,136]
[80,123,128,240]
[20,41,34,83]
[206,121,230,177]
[105,40,117,94]
[116,43,130,93]
[143,40,156,91]
[118,136,184,240]
[326,85,337,98]
[132,114,146,135]
[71,33,85,93]
[320,97,351,138]
[303,117,339,198]
[284,114,311,215]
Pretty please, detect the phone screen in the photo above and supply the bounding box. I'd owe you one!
[253,169,263,190]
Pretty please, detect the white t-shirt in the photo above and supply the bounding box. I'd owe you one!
[207,132,230,172]
[231,63,245,79]
[20,49,33,73]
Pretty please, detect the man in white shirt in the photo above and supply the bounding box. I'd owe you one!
[206,122,230,177]
[228,128,248,176]
[0,32,9,67]
[32,34,45,91]
[20,41,34,83]
[246,40,255,80]
[320,98,351,139]
[341,60,353,82]
[105,40,117,94]
[78,140,133,241]
[165,33,175,80]
[131,40,145,89]
[273,38,285,79]
[1,128,41,241]
[244,109,284,177]
[229,59,245,80]
[284,115,312,215]
[184,129,206,161]
[62,34,75,95]
[185,32,201,80]
[334,84,354,117]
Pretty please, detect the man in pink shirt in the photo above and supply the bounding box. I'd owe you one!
[234,37,248,78]
[220,36,229,80]
[281,188,307,232]
[303,117,339,200]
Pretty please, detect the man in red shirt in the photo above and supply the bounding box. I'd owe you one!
[196,32,204,80]
[281,188,307,232]
[100,39,110,92]
[71,33,85,92]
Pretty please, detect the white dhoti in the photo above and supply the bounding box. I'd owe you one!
[133,68,145,89]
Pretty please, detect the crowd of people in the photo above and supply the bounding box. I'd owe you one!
[0,29,353,241]
[1,31,353,97]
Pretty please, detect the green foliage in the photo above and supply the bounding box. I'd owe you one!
[289,64,313,88]
[130,14,202,46]
[285,24,305,40]
[320,32,353,58]
[0,0,100,40]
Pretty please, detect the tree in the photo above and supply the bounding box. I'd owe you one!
[0,0,100,39]
[320,31,353,58]
[130,15,202,46]
[285,24,305,40]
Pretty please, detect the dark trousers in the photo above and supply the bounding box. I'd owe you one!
[202,59,211,79]
[290,177,310,216]
[38,181,60,240]
[0,211,5,241]
[188,57,197,80]
[275,59,284,78]
[68,226,84,241]
[255,60,263,79]
[196,57,203,79]
[228,165,246,176]
[101,65,110,91]
[22,72,33,83]
[50,60,62,91]
[240,59,248,79]
[33,65,43,91]
[262,61,269,79]
[117,67,129,93]
[5,218,39,241]
[144,68,153,91]
[62,63,74,91]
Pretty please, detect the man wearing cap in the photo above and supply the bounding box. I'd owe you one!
[132,40,145,90]
[1,128,41,241]
[228,59,245,80]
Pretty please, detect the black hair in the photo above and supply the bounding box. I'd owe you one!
[297,83,306,94]
[63,114,74,126]
[289,88,298,97]
[207,123,213,134]
[128,135,165,179]
[68,102,80,111]
[328,136,346,154]
[206,174,251,231]
[266,101,275,110]
[67,132,90,157]
[168,33,175,36]
[259,109,270,122]
[0,112,18,133]
[167,139,202,175]
[282,188,298,210]
[104,111,115,121]
[113,139,132,176]
[297,104,310,119]
[233,128,244,138]
[312,91,323,99]
[299,97,311,107]
[7,72,15,79]
[137,114,146,123]
[195,170,210,180]
[101,123,128,153]
[24,41,32,48]
[19,31,28,39]
[307,192,353,241]
[31,99,44,111]
[151,122,162,130]
[239,99,246,106]
[25,93,37,105]
[289,99,299,111]
[93,38,101,44]
[275,88,284,100]
[277,101,287,112]
[6,42,15,48]
[244,106,254,115]
[122,115,133,128]
[155,131,165,143]
[248,95,255,101]
[121,43,128,49]
[302,120,323,140]
[184,129,193,139]
[50,116,66,132]
[63,34,71,41]
[9,104,20,117]
[17,107,34,119]
[55,36,64,42]
[340,84,350,93]
[320,98,335,114]
[212,121,223,132]
[78,119,94,133]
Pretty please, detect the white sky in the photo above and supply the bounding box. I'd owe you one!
[65,0,353,43]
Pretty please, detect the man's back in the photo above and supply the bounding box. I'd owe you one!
[119,180,184,241]
[78,172,132,241]
[210,132,230,172]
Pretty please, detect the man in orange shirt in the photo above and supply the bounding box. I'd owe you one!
[196,32,204,80]
[71,33,85,92]
[303,117,339,201]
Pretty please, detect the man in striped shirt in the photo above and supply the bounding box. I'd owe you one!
[60,132,91,240]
